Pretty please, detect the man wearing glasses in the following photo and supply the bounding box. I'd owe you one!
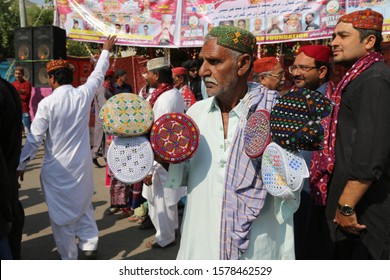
[289,45,335,260]
[253,56,285,93]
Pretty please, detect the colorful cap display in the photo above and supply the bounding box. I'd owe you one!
[244,110,271,158]
[338,9,383,31]
[297,45,331,63]
[100,93,154,137]
[208,25,257,55]
[150,112,200,163]
[261,142,309,200]
[270,87,333,151]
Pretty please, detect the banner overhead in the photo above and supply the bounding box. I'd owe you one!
[54,0,390,47]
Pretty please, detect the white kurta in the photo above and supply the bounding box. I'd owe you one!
[142,87,186,247]
[18,50,110,226]
[167,93,299,260]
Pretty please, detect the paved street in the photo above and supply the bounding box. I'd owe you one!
[19,143,180,260]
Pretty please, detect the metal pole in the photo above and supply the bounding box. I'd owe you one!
[19,0,27,27]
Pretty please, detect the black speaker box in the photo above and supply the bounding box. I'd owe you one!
[14,27,33,61]
[33,26,67,61]
[33,62,50,87]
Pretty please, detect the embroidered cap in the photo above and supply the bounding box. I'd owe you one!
[46,59,71,73]
[171,67,187,76]
[147,57,169,71]
[244,110,271,158]
[297,45,331,63]
[253,57,278,73]
[261,142,309,200]
[150,112,200,163]
[100,93,154,136]
[208,25,257,55]
[270,87,333,151]
[338,9,383,31]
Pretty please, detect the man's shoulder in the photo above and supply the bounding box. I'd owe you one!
[165,87,181,95]
[353,61,390,82]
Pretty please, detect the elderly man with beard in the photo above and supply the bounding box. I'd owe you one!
[165,26,299,260]
[289,45,335,259]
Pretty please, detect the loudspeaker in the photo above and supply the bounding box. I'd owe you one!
[14,62,33,83]
[33,26,67,61]
[33,62,49,87]
[14,27,33,61]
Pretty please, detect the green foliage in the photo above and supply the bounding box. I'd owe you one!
[66,40,101,57]
[27,5,54,26]
[0,0,20,61]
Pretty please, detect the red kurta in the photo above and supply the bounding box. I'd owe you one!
[12,79,32,113]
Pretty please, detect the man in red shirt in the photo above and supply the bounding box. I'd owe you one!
[172,67,196,111]
[12,67,32,134]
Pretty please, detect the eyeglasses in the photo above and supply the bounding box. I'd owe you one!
[288,65,318,74]
[263,71,285,80]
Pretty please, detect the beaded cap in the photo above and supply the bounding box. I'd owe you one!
[270,87,333,151]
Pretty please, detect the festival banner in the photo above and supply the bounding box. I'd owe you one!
[180,0,347,46]
[55,0,180,47]
[54,0,390,47]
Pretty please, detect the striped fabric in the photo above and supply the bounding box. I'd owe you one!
[220,83,278,260]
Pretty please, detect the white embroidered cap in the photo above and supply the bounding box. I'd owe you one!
[146,57,169,71]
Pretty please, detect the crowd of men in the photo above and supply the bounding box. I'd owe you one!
[1,9,389,260]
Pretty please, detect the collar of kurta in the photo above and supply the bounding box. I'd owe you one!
[207,86,251,114]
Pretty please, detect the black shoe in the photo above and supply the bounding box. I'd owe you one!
[139,216,154,230]
[82,250,98,259]
[92,158,104,168]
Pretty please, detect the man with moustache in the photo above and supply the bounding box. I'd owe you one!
[289,45,335,259]
[326,9,390,259]
[166,26,297,260]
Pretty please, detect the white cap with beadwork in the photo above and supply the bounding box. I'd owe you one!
[261,142,309,200]
[107,136,154,184]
